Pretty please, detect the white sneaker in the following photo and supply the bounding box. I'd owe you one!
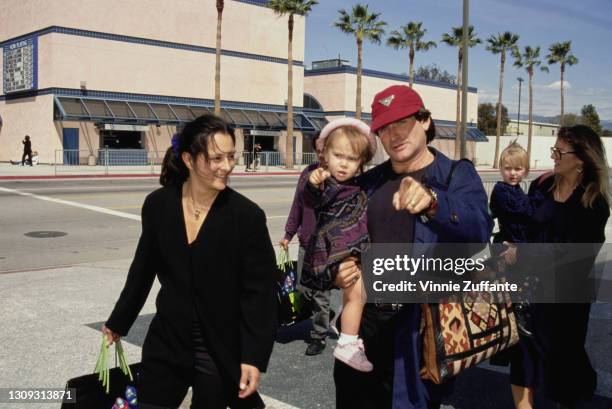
[333,339,373,372]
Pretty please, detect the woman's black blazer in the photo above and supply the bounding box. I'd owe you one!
[106,184,278,383]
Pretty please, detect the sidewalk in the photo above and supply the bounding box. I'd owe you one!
[0,258,299,409]
[0,163,303,180]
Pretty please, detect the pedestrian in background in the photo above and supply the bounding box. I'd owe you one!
[280,134,335,356]
[103,114,278,409]
[253,143,262,171]
[22,135,33,166]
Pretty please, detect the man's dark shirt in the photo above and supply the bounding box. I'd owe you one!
[367,162,431,244]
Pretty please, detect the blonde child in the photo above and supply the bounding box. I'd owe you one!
[301,118,376,372]
[490,141,533,244]
[490,141,538,409]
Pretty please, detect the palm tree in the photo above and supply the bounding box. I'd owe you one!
[513,46,548,163]
[335,4,386,119]
[214,0,224,115]
[268,0,318,169]
[546,41,578,125]
[386,22,436,88]
[441,26,481,159]
[486,31,519,168]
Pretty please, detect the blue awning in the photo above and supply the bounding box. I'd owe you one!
[53,96,327,132]
[435,125,488,142]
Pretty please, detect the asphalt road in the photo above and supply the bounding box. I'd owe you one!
[0,172,538,273]
[1,173,610,409]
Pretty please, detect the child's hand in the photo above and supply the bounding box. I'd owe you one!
[500,241,517,266]
[335,257,362,289]
[309,168,331,187]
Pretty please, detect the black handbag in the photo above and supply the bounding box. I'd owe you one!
[61,337,140,409]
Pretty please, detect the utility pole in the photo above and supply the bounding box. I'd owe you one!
[460,0,469,159]
[517,77,524,137]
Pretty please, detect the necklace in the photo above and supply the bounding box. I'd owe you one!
[189,196,211,221]
[185,185,217,221]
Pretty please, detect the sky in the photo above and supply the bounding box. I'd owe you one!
[303,0,612,121]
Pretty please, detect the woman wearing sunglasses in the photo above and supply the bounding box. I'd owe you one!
[504,125,609,409]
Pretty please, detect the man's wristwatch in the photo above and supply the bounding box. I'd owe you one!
[426,187,438,213]
[420,187,438,222]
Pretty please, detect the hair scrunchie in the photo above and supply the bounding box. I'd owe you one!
[171,133,181,160]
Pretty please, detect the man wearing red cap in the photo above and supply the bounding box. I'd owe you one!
[333,85,493,409]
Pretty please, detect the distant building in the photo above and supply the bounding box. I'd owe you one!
[0,0,323,164]
[305,59,487,161]
[506,119,559,137]
[1,4,486,165]
[311,58,349,70]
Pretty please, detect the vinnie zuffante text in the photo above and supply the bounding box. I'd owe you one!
[369,255,519,293]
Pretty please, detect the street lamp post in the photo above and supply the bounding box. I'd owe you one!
[517,77,524,137]
[460,0,469,159]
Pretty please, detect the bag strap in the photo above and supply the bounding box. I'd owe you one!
[277,247,288,271]
[94,335,133,394]
[445,158,472,187]
[537,171,554,186]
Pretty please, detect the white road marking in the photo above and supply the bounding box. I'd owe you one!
[0,186,141,221]
[16,185,155,192]
[0,186,288,222]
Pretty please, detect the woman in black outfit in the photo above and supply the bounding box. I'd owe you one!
[504,125,610,409]
[102,115,278,409]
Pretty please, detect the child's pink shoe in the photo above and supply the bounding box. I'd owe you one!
[333,339,373,372]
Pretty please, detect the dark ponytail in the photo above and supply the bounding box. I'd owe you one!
[160,114,235,186]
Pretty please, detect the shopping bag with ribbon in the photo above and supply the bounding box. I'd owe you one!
[61,334,141,409]
[276,247,303,326]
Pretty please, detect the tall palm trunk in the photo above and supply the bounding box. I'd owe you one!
[214,1,223,115]
[493,51,506,169]
[408,45,415,88]
[527,69,533,162]
[356,38,363,119]
[286,14,294,168]
[454,50,462,160]
[559,63,565,124]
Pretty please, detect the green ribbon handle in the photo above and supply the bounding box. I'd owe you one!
[277,247,289,272]
[94,334,134,394]
[116,340,134,381]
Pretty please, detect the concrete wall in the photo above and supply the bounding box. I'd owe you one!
[35,33,303,106]
[0,0,305,62]
[303,74,347,114]
[0,95,56,163]
[277,131,303,164]
[474,134,612,169]
[305,72,478,123]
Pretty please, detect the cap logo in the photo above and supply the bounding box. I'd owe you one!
[378,95,395,107]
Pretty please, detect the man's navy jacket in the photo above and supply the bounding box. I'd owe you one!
[359,148,493,409]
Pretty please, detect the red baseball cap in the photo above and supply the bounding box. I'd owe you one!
[370,85,425,133]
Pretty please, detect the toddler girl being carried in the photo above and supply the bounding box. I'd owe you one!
[301,118,376,372]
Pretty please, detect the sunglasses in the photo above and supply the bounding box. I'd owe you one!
[550,146,576,159]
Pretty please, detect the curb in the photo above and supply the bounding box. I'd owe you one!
[0,171,302,181]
